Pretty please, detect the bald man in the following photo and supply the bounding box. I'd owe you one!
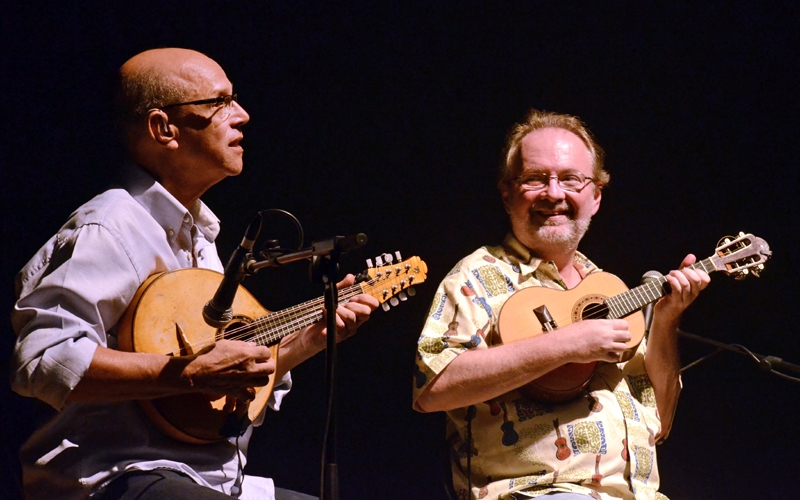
[11,48,377,500]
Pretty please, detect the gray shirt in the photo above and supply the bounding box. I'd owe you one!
[11,164,289,499]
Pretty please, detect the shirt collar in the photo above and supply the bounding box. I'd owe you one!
[119,162,221,243]
[501,232,599,286]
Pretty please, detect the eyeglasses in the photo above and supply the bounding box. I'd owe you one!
[159,94,238,120]
[514,171,596,192]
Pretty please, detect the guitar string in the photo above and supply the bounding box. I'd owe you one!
[536,257,718,325]
[244,287,365,345]
[165,266,417,356]
[225,261,421,347]
[166,283,367,356]
[234,280,384,344]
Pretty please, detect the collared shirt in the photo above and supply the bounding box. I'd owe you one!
[413,234,666,500]
[11,164,289,500]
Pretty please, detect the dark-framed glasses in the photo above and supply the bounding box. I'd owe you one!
[515,171,596,193]
[159,94,238,120]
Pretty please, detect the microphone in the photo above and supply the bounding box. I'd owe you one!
[641,270,664,333]
[334,233,368,253]
[203,216,261,328]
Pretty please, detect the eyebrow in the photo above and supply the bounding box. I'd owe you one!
[519,169,584,176]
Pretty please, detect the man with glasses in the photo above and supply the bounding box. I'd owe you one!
[11,48,377,500]
[413,110,709,499]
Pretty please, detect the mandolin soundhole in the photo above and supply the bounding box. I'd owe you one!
[572,294,609,322]
[219,316,254,342]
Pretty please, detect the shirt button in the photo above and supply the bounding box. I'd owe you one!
[167,229,175,237]
[183,215,191,224]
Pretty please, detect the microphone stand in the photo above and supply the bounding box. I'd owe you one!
[642,278,799,383]
[639,272,798,383]
[245,233,367,500]
[313,247,340,500]
[678,328,800,383]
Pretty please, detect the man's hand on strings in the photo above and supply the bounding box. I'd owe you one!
[654,253,711,321]
[185,339,275,402]
[294,273,379,351]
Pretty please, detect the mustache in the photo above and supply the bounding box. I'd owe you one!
[530,201,572,213]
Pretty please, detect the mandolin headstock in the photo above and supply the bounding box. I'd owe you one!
[357,252,428,311]
[712,232,771,280]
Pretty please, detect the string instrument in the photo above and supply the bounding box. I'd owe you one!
[118,254,427,444]
[591,454,603,486]
[553,418,571,460]
[497,232,771,403]
[499,401,519,446]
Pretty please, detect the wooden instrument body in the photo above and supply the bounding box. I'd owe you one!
[114,255,428,443]
[117,268,280,444]
[495,232,772,402]
[497,272,645,402]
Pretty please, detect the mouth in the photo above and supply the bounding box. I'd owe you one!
[537,209,568,216]
[229,136,243,150]
[531,205,572,224]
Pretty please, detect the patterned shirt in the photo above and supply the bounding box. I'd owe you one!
[413,234,667,500]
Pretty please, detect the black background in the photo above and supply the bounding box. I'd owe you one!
[2,2,798,499]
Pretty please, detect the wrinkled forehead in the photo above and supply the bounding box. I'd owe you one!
[167,57,232,98]
[519,128,593,173]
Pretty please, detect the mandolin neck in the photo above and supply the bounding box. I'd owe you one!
[225,284,365,347]
[605,257,717,319]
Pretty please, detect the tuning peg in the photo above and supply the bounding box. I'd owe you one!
[399,291,408,301]
[384,253,394,264]
[381,302,391,312]
[407,287,416,297]
[390,296,400,307]
[376,256,384,266]
[395,251,402,261]
[366,258,374,268]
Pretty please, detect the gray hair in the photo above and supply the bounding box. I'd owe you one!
[499,109,609,189]
[113,68,188,129]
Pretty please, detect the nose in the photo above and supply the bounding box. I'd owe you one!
[542,176,566,200]
[230,100,250,126]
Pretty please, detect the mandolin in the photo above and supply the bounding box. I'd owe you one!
[497,232,771,403]
[117,254,427,444]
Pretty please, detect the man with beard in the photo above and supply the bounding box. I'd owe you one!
[412,110,709,499]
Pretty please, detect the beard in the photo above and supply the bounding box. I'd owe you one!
[535,216,591,248]
[511,205,592,255]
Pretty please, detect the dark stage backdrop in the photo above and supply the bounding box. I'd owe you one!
[2,2,798,499]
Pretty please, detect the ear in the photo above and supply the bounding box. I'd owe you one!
[591,185,602,216]
[147,110,178,148]
[499,181,512,214]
